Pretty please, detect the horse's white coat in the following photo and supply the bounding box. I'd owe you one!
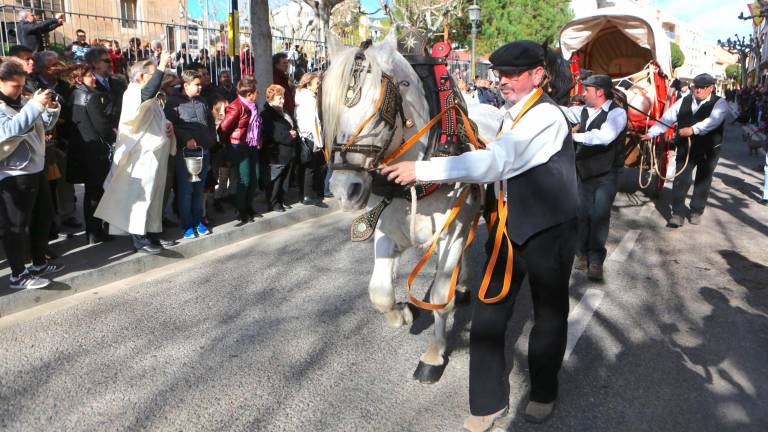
[323,32,484,371]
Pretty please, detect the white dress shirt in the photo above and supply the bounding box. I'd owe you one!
[415,88,570,184]
[563,100,627,146]
[647,94,728,138]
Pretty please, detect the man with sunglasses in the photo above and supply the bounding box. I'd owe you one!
[85,47,127,131]
[642,73,728,227]
[383,40,578,430]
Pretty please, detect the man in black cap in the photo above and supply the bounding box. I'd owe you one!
[642,73,727,227]
[382,40,577,430]
[563,74,627,280]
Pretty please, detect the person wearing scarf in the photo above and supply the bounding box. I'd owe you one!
[219,77,262,224]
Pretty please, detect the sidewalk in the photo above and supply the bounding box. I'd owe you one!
[0,190,339,318]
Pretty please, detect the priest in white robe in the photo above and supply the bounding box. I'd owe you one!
[95,52,175,254]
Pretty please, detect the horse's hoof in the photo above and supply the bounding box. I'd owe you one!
[455,289,471,306]
[413,360,447,384]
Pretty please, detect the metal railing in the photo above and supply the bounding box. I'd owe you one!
[0,1,331,85]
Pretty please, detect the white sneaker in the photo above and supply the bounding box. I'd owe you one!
[9,271,51,290]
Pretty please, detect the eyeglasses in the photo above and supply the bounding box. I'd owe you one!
[492,69,530,80]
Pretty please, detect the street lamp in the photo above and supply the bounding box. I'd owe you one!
[468,1,480,82]
[718,34,759,87]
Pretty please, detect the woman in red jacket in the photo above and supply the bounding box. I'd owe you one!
[218,77,262,224]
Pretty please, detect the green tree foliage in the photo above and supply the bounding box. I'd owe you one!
[725,63,741,80]
[670,42,685,69]
[474,0,573,56]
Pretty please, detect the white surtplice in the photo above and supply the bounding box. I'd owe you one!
[95,83,176,236]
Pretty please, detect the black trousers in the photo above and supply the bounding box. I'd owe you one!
[83,161,110,235]
[264,162,292,208]
[300,150,326,200]
[577,169,619,264]
[0,172,54,276]
[469,218,577,415]
[672,146,721,216]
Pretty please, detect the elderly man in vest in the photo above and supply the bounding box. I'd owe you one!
[642,73,728,227]
[563,75,627,280]
[383,40,578,430]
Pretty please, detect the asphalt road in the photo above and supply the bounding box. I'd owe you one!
[1,124,766,431]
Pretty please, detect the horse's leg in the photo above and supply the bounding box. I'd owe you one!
[454,255,471,306]
[413,237,464,384]
[369,229,412,327]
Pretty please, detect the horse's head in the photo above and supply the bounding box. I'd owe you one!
[542,43,576,106]
[321,32,424,211]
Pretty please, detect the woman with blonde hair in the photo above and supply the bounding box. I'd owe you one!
[294,72,326,207]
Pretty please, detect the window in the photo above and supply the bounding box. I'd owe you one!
[120,0,137,29]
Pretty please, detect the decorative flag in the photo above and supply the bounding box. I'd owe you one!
[748,2,764,27]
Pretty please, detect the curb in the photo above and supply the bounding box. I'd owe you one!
[0,201,340,319]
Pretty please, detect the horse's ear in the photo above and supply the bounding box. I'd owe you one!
[327,32,345,60]
[378,29,398,55]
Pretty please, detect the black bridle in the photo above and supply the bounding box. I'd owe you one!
[326,41,406,172]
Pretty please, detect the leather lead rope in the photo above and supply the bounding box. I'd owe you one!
[476,88,543,305]
[406,186,475,310]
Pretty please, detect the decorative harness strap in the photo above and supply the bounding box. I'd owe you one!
[405,88,544,310]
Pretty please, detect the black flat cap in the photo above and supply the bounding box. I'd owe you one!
[489,40,545,73]
[582,74,613,92]
[693,73,715,88]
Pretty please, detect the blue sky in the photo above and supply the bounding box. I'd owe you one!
[651,0,754,44]
[190,0,755,44]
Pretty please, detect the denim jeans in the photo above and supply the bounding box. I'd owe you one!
[763,152,768,201]
[324,163,333,196]
[175,151,210,230]
[672,146,720,216]
[577,168,619,264]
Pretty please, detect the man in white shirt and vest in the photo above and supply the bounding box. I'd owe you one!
[642,73,727,227]
[563,75,627,280]
[382,40,578,431]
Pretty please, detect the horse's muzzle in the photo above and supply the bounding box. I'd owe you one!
[330,171,372,211]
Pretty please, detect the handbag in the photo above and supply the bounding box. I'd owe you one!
[299,136,314,164]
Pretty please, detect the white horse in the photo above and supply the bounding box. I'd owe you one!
[322,32,501,383]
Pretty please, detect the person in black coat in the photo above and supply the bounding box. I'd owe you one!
[85,47,127,131]
[260,84,299,212]
[67,64,117,244]
[15,10,64,52]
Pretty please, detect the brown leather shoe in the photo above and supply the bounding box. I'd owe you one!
[574,254,587,271]
[587,262,604,281]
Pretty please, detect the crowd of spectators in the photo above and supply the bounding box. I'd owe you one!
[0,11,330,290]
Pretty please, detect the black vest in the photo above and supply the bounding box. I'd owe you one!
[574,102,626,180]
[676,95,724,157]
[505,93,579,245]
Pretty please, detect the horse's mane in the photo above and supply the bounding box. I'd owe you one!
[321,44,384,152]
[542,43,575,106]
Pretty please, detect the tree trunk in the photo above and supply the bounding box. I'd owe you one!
[250,0,273,106]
